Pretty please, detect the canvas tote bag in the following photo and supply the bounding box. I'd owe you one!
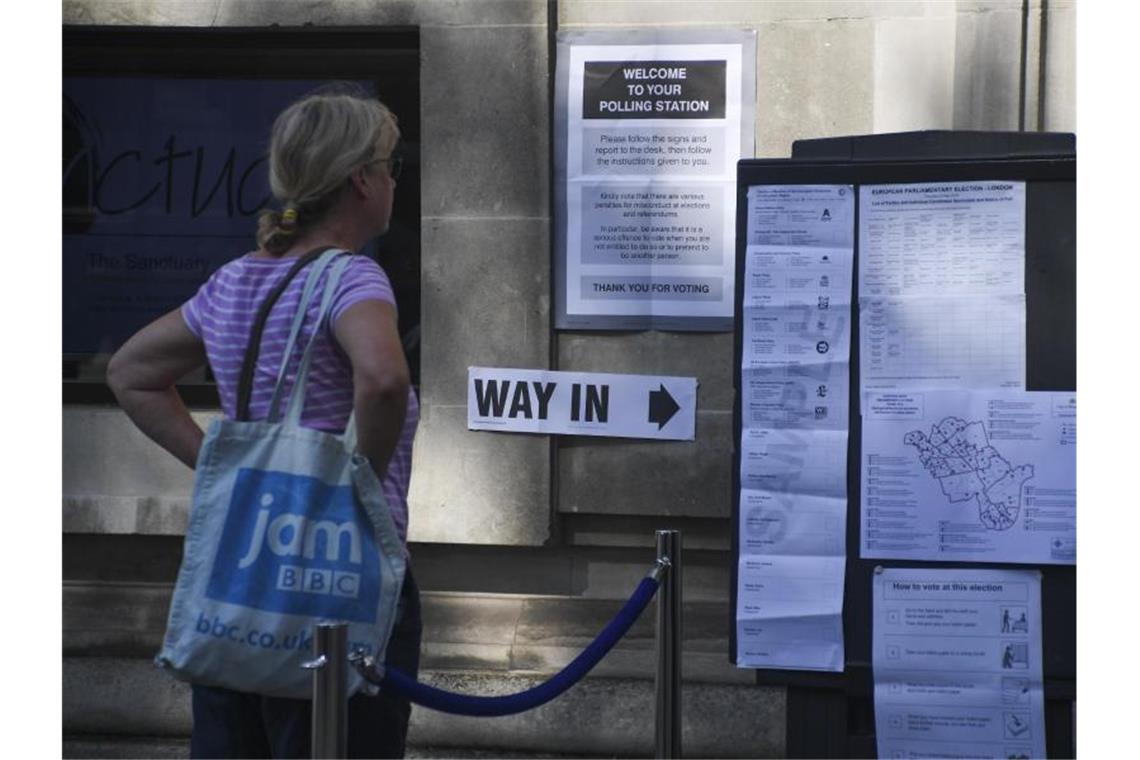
[156,248,406,698]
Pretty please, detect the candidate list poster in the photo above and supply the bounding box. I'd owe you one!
[555,30,756,330]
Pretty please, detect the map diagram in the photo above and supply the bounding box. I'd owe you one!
[904,417,1034,530]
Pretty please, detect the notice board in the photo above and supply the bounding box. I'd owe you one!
[730,132,1076,758]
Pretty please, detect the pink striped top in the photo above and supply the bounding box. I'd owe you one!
[182,251,418,542]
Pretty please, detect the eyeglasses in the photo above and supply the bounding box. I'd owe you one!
[374,155,403,180]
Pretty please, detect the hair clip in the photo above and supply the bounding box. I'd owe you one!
[280,206,299,231]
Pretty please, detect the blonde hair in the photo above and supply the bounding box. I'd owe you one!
[256,90,400,254]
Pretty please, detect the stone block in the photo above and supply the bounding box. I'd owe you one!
[64,534,185,583]
[63,409,204,499]
[559,0,937,25]
[63,0,217,26]
[415,0,548,26]
[1021,2,1044,130]
[508,593,750,684]
[63,658,192,736]
[514,595,655,650]
[558,410,732,518]
[62,737,190,759]
[413,216,550,544]
[955,0,1039,13]
[63,409,220,535]
[408,405,550,545]
[63,582,171,658]
[1042,0,1076,132]
[563,513,731,551]
[420,218,550,408]
[424,642,517,673]
[422,593,524,670]
[64,0,549,33]
[952,4,1023,130]
[212,0,547,28]
[573,556,731,603]
[410,543,577,595]
[756,18,875,158]
[421,24,550,218]
[873,15,957,132]
[60,736,588,759]
[557,330,735,410]
[408,672,785,758]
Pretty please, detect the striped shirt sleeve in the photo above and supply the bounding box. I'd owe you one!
[181,266,226,338]
[329,255,397,326]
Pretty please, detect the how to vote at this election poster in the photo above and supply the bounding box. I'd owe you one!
[555,29,756,330]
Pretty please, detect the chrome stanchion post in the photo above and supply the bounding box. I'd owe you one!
[655,530,682,759]
[308,622,349,759]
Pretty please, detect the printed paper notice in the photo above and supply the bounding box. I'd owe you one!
[859,182,1025,298]
[555,30,755,329]
[862,390,1075,564]
[858,181,1027,392]
[874,567,1045,760]
[860,295,1026,391]
[737,555,845,671]
[736,184,853,671]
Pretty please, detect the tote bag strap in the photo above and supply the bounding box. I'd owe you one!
[279,252,354,427]
[235,246,336,421]
[264,249,347,421]
[343,412,360,453]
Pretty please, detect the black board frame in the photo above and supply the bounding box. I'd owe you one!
[730,145,1076,757]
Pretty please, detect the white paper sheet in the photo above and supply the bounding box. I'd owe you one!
[857,181,1027,395]
[860,295,1027,392]
[741,427,848,499]
[739,489,845,557]
[873,567,1046,760]
[736,185,853,671]
[467,367,697,440]
[859,182,1026,299]
[737,554,845,671]
[562,41,748,322]
[742,363,850,431]
[861,390,1075,564]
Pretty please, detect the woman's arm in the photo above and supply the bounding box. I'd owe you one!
[333,299,410,476]
[106,309,208,469]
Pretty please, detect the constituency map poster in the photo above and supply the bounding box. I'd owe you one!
[861,390,1076,564]
[554,29,756,330]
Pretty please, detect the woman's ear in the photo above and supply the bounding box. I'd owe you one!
[349,167,370,198]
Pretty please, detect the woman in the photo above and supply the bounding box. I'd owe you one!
[107,91,421,759]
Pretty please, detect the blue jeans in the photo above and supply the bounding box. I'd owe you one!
[190,568,422,759]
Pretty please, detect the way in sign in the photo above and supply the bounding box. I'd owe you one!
[467,367,697,441]
[473,379,609,422]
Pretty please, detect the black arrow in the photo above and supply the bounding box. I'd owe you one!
[648,384,680,430]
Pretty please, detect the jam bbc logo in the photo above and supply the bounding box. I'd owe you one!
[206,468,381,623]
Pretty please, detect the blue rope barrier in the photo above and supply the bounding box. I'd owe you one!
[355,575,661,716]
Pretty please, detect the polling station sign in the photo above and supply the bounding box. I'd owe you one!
[554,29,756,331]
[582,61,727,119]
[467,367,697,441]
